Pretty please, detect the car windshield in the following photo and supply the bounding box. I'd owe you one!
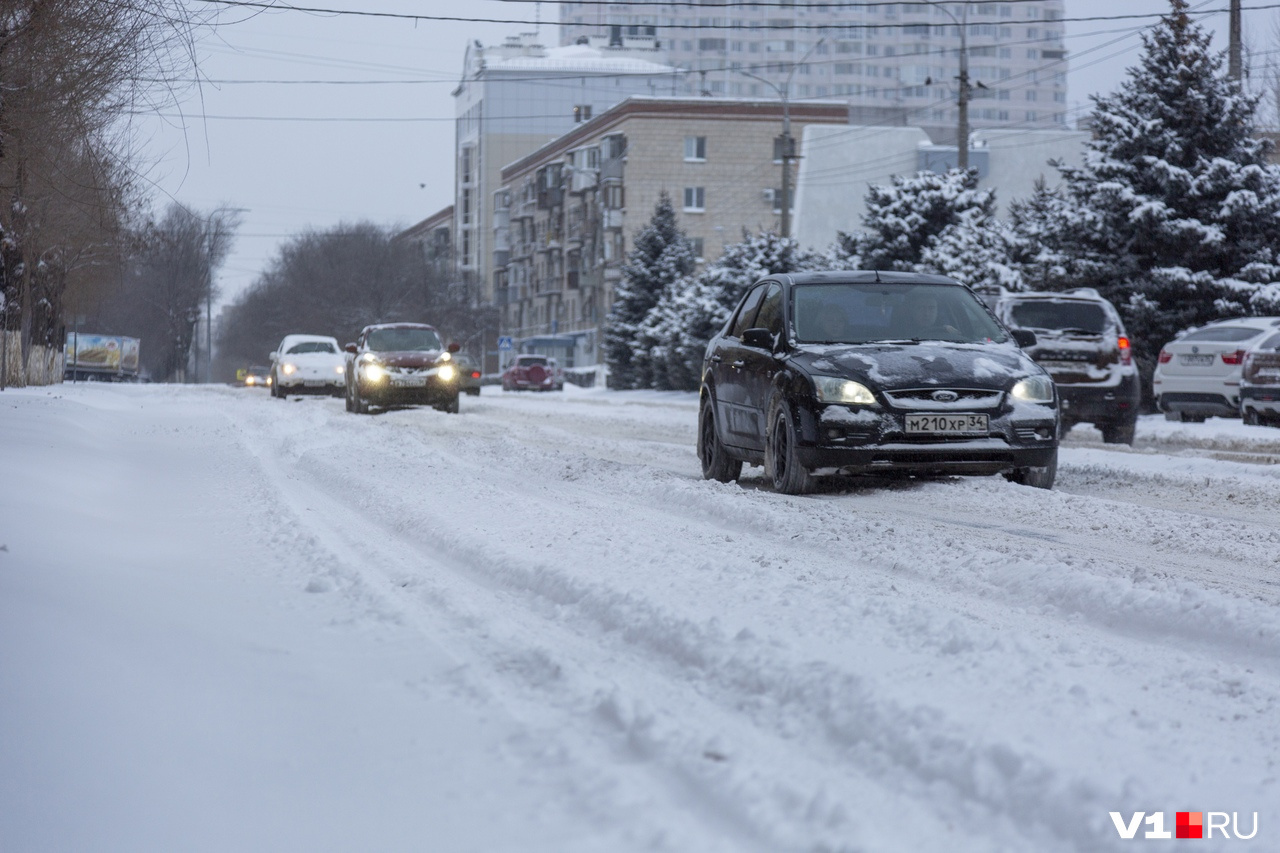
[1008,300,1108,334]
[792,283,1008,344]
[366,328,442,352]
[286,341,337,354]
[518,356,549,366]
[1179,326,1266,343]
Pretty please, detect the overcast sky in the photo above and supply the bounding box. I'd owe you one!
[136,1,1250,314]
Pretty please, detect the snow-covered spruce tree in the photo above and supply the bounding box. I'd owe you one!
[604,193,695,389]
[1037,0,1280,371]
[1006,177,1080,292]
[640,231,824,391]
[918,202,1023,292]
[833,168,997,272]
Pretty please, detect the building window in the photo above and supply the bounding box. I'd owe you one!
[683,187,705,212]
[604,184,625,209]
[684,136,707,161]
[461,147,473,185]
[573,104,593,123]
[462,189,472,224]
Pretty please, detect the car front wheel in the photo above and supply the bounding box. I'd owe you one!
[768,402,813,495]
[436,393,460,414]
[1005,448,1057,489]
[698,396,742,483]
[1100,421,1136,445]
[353,383,370,414]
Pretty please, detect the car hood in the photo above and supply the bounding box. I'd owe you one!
[365,350,445,368]
[793,342,1041,391]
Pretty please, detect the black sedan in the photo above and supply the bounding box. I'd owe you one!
[698,271,1060,494]
[343,323,462,414]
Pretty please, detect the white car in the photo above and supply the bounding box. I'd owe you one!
[1153,317,1280,421]
[270,334,346,398]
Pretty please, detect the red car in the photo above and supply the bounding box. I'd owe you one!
[501,354,563,392]
[344,322,462,413]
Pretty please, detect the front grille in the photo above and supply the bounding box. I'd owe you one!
[883,388,1003,410]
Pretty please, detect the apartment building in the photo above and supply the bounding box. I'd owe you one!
[453,32,680,305]
[558,1,1070,145]
[492,96,848,369]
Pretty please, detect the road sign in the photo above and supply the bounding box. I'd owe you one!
[498,336,514,351]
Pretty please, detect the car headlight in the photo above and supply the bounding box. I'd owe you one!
[1011,375,1055,403]
[281,362,297,375]
[437,364,457,382]
[813,376,877,405]
[362,362,388,382]
[439,351,452,362]
[334,365,344,375]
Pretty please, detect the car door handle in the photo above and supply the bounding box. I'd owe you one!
[731,360,746,369]
[710,355,723,363]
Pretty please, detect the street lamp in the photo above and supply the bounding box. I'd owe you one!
[735,37,824,238]
[922,1,972,170]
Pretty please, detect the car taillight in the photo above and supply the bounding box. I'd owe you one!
[1117,335,1132,365]
[1158,349,1171,364]
[471,371,481,379]
[1221,349,1247,365]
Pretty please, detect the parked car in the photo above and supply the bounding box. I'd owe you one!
[270,334,345,398]
[344,322,461,414]
[698,271,1060,494]
[454,355,483,396]
[1153,317,1280,421]
[242,365,271,388]
[993,288,1141,444]
[1239,330,1280,426]
[502,354,562,392]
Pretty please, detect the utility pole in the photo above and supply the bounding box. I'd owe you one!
[737,38,823,238]
[1229,0,1243,82]
[923,1,971,170]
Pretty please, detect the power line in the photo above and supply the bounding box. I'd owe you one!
[189,0,1269,31]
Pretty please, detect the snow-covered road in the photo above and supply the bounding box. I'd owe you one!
[3,383,1277,851]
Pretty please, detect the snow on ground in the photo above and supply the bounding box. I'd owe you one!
[2,383,1277,852]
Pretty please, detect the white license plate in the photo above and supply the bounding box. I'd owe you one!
[391,376,426,387]
[303,380,329,387]
[1180,354,1214,366]
[905,413,988,435]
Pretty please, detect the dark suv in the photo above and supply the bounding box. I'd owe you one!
[993,288,1140,444]
[698,271,1060,494]
[343,323,462,414]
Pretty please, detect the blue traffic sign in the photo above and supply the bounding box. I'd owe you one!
[498,336,514,351]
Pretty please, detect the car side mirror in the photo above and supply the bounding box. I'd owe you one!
[344,343,357,354]
[741,327,775,350]
[1011,329,1037,348]
[448,342,461,353]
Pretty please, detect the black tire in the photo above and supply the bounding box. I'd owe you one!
[1100,421,1136,445]
[344,380,354,412]
[1004,448,1058,489]
[767,402,813,495]
[353,383,370,414]
[436,393,460,414]
[1243,407,1260,426]
[698,396,742,483]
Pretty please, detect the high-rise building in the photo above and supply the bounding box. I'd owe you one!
[557,1,1069,145]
